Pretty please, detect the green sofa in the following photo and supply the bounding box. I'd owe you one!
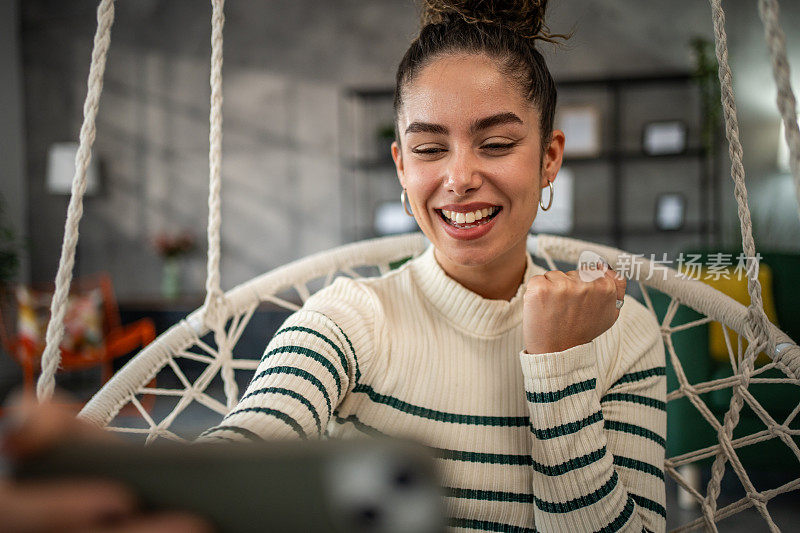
[646,251,800,474]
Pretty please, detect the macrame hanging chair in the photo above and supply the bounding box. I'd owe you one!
[36,0,800,531]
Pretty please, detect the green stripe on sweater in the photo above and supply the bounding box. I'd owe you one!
[444,486,533,503]
[435,448,532,466]
[254,366,332,417]
[241,386,321,435]
[447,517,538,533]
[334,415,535,468]
[631,493,667,518]
[333,413,388,438]
[262,345,341,396]
[609,367,665,389]
[273,326,350,379]
[601,393,666,411]
[333,413,630,491]
[526,378,596,403]
[612,455,664,480]
[604,420,666,448]
[530,411,603,440]
[594,496,635,533]
[534,470,618,513]
[352,383,529,426]
[531,446,606,476]
[310,310,361,383]
[198,425,262,441]
[225,406,307,439]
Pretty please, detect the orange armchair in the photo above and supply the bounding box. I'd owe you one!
[0,272,156,398]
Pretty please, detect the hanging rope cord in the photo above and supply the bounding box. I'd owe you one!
[36,0,115,401]
[701,1,790,530]
[36,0,239,405]
[758,0,800,221]
[204,0,241,409]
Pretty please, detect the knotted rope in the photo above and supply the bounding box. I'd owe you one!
[36,0,116,401]
[703,1,780,530]
[203,0,239,408]
[758,0,800,221]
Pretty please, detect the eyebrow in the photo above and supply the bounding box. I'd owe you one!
[404,112,524,136]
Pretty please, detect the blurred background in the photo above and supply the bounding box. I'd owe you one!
[0,0,798,529]
[3,0,799,299]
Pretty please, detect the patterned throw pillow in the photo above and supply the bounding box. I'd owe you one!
[15,286,103,357]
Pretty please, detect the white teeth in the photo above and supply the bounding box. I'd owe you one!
[440,206,499,226]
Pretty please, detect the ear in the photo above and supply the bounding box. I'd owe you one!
[541,129,565,187]
[391,141,405,188]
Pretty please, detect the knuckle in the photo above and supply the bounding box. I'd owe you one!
[606,278,617,294]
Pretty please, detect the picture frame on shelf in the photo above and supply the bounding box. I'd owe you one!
[642,120,687,156]
[654,192,686,231]
[556,106,601,158]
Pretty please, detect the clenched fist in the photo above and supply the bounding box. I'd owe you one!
[522,262,627,354]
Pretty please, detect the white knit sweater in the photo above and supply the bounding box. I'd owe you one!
[200,244,667,532]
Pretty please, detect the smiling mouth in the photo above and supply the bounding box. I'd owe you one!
[436,206,501,229]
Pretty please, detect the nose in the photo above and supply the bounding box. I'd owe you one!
[443,147,482,196]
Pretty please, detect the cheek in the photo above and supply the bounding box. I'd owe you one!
[509,171,541,223]
[403,164,440,206]
[504,165,539,203]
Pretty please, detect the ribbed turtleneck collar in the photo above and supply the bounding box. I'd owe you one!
[409,244,545,338]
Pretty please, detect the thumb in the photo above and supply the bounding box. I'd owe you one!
[603,260,627,295]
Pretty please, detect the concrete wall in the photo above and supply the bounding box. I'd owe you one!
[20,0,419,298]
[17,0,800,300]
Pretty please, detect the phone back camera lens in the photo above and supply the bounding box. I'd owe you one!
[352,506,382,530]
[393,466,416,488]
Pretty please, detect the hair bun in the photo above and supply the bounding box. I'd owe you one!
[420,0,552,41]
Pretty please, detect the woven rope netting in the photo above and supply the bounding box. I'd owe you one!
[34,0,800,531]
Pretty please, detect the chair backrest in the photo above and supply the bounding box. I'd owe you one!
[0,272,121,355]
[76,233,799,531]
[79,233,799,429]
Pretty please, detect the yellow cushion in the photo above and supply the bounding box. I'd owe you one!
[15,286,103,356]
[698,263,778,365]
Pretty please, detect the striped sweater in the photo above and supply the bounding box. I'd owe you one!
[200,244,667,532]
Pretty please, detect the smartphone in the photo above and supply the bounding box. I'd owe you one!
[14,436,446,533]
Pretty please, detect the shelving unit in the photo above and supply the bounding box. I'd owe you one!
[557,73,720,252]
[339,73,721,252]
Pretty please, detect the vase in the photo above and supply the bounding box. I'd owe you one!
[161,258,180,300]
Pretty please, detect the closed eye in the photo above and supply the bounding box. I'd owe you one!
[412,147,447,154]
[482,142,516,151]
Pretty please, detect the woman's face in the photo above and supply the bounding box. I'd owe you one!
[392,52,564,274]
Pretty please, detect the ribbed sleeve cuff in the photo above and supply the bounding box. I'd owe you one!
[519,341,594,380]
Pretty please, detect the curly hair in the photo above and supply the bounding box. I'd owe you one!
[394,0,569,152]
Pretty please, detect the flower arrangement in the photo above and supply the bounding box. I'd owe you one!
[153,230,196,259]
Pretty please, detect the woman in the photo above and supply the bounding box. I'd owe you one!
[3,2,666,531]
[199,2,667,532]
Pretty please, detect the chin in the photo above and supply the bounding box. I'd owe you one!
[436,241,503,268]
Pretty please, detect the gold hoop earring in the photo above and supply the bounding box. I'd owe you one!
[539,180,554,211]
[400,188,414,217]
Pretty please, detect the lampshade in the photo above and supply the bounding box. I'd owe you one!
[46,142,99,195]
